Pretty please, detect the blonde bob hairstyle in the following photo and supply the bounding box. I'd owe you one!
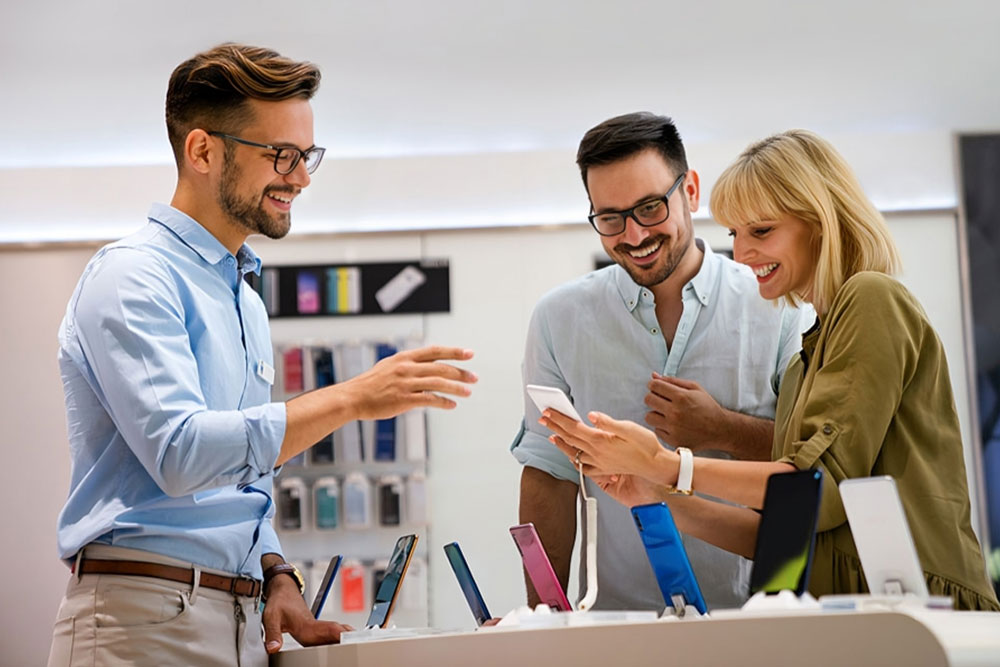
[710,129,900,313]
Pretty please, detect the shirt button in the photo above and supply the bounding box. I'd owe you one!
[822,424,833,435]
[225,256,236,266]
[651,328,659,334]
[643,291,650,298]
[628,300,634,306]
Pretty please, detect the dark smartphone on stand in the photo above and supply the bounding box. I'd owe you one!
[310,555,343,619]
[631,503,708,615]
[749,469,823,596]
[443,542,492,626]
[366,534,419,629]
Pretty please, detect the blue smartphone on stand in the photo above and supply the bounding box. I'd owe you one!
[311,554,343,619]
[443,542,492,626]
[631,503,708,615]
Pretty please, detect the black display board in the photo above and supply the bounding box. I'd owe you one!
[245,259,450,317]
[959,134,1000,564]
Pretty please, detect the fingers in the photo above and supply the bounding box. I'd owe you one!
[262,609,284,654]
[293,619,354,647]
[406,345,475,363]
[411,361,479,385]
[651,373,700,391]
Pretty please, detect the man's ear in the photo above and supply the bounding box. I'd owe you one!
[684,169,701,214]
[184,129,215,175]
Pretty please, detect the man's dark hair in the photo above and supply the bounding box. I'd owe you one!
[165,43,321,168]
[576,112,688,191]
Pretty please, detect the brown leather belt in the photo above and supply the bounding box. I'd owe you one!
[76,558,262,598]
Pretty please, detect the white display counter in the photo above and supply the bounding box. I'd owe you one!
[271,608,1000,667]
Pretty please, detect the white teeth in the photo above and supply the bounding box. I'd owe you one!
[269,194,292,204]
[754,263,778,277]
[629,240,662,258]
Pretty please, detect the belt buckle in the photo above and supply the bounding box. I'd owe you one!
[233,575,261,598]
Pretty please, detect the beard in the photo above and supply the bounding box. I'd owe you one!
[217,158,293,240]
[611,228,693,288]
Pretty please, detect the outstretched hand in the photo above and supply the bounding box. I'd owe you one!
[346,346,477,420]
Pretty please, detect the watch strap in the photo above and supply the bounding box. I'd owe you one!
[263,563,304,596]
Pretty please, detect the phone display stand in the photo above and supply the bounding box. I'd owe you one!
[341,626,449,644]
[737,590,821,614]
[818,592,953,612]
[495,605,658,629]
[658,594,708,620]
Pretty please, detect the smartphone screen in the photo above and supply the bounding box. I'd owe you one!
[509,523,572,611]
[310,555,343,619]
[749,469,823,596]
[631,503,708,614]
[366,534,419,628]
[443,542,491,626]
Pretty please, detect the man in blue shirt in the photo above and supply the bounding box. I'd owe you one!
[513,112,807,611]
[48,44,476,667]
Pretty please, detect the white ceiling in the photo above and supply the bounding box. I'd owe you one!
[1,0,998,169]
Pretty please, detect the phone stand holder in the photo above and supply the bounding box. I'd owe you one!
[739,590,820,613]
[576,463,599,612]
[660,594,705,619]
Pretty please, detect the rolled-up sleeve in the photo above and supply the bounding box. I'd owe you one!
[510,300,579,484]
[776,275,921,531]
[72,248,285,498]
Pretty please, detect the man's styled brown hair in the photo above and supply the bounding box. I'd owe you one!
[576,112,688,192]
[165,43,321,167]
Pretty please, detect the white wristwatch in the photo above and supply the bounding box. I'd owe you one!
[670,447,694,495]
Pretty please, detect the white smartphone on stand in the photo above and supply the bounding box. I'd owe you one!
[839,476,928,597]
[526,384,584,422]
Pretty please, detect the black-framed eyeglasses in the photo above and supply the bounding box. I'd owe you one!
[587,172,687,236]
[208,131,326,175]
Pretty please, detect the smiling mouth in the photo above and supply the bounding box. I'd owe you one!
[267,193,293,204]
[627,239,663,259]
[753,262,778,277]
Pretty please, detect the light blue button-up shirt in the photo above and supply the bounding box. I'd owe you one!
[512,239,810,610]
[56,203,287,579]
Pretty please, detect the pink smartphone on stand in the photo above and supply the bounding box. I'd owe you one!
[509,523,573,611]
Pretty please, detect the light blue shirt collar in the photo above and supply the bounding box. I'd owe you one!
[147,202,262,276]
[613,237,718,312]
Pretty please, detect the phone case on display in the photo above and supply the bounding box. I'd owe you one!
[378,475,404,527]
[343,472,373,528]
[406,472,427,524]
[341,560,367,613]
[278,477,308,531]
[314,476,340,530]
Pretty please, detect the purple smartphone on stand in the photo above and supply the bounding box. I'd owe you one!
[509,523,573,611]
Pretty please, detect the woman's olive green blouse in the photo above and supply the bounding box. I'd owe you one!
[773,271,999,610]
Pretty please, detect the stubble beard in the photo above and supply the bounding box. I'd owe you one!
[217,158,292,240]
[614,226,693,288]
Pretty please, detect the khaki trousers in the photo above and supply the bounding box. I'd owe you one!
[47,545,266,667]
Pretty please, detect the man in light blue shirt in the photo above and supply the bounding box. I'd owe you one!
[513,112,808,611]
[49,44,475,667]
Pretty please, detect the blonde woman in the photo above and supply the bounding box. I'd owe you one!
[543,130,999,610]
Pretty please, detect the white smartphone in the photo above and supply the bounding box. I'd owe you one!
[839,476,929,597]
[525,384,583,422]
